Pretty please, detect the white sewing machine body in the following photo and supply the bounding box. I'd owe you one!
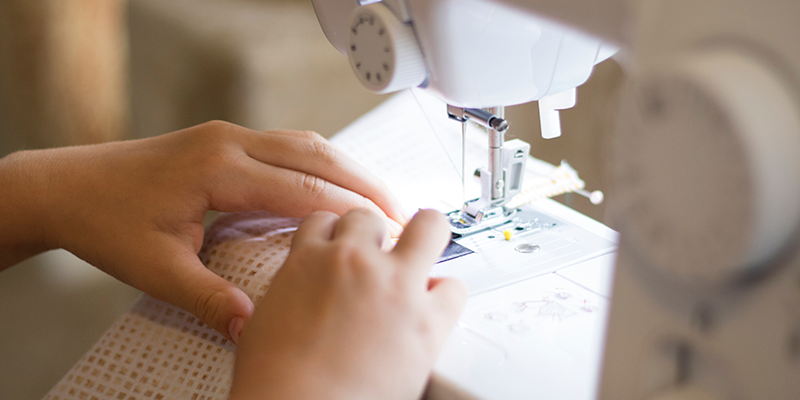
[311,0,617,108]
[314,0,800,398]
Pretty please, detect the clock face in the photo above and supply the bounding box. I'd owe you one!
[348,11,394,91]
[611,76,754,286]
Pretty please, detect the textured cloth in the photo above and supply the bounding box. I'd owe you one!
[45,212,299,400]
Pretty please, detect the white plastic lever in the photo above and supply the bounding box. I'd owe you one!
[539,88,577,139]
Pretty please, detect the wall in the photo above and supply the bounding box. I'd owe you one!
[0,0,129,155]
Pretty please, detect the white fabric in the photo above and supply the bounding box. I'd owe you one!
[45,212,299,400]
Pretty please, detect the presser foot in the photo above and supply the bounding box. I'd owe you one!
[446,206,520,236]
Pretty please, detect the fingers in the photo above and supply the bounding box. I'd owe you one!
[222,156,404,236]
[391,209,451,279]
[140,237,255,345]
[240,130,409,225]
[294,211,339,245]
[333,209,390,250]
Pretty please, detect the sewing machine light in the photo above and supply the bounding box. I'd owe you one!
[347,3,427,94]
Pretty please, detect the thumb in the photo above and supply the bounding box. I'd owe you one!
[141,239,255,344]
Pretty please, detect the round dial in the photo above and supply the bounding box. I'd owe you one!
[611,50,800,287]
[347,3,426,94]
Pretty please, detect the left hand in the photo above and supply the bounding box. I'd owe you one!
[0,121,409,343]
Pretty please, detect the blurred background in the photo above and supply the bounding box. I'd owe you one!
[0,0,622,398]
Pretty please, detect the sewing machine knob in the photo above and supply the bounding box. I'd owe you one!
[347,3,426,94]
[612,49,800,288]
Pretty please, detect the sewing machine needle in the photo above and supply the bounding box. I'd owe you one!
[461,120,467,206]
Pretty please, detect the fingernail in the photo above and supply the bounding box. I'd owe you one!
[229,317,245,345]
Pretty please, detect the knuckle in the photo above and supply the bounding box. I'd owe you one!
[194,287,228,329]
[344,207,385,231]
[189,122,235,154]
[201,120,232,130]
[230,152,248,171]
[300,173,328,202]
[310,140,338,165]
[196,120,234,143]
[329,242,370,275]
[194,133,241,170]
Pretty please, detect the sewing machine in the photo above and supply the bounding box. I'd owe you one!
[312,0,800,398]
[313,0,616,235]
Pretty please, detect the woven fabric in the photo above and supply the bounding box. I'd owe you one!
[45,212,300,400]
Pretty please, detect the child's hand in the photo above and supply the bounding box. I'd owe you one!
[0,121,408,343]
[230,209,467,400]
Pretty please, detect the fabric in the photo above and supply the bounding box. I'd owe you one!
[45,212,299,400]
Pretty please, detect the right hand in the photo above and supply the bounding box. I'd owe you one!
[229,209,467,400]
